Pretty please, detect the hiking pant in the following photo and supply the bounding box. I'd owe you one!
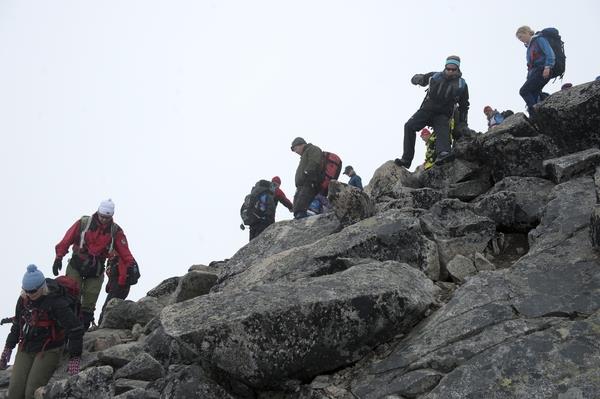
[519,66,550,114]
[402,109,452,164]
[98,277,130,326]
[66,261,104,314]
[293,184,320,217]
[249,219,273,241]
[8,346,61,399]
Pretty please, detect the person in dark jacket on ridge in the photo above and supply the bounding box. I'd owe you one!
[395,55,470,169]
[271,176,294,214]
[515,25,555,116]
[53,199,139,331]
[343,165,363,190]
[0,265,83,399]
[291,137,323,219]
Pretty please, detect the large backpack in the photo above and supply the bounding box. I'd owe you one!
[19,277,81,351]
[240,180,275,226]
[319,152,342,195]
[500,110,514,119]
[538,28,566,79]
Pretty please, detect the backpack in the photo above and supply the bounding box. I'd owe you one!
[320,152,342,195]
[240,180,276,226]
[500,110,514,119]
[538,28,566,79]
[20,277,81,351]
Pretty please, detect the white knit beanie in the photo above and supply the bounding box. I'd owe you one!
[98,199,115,216]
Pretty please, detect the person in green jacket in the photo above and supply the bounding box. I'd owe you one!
[291,137,323,219]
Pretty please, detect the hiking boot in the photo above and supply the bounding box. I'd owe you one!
[394,158,411,168]
[435,151,455,165]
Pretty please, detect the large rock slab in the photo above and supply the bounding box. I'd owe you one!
[42,366,114,399]
[148,365,237,399]
[365,160,418,201]
[215,213,341,288]
[100,296,162,329]
[536,81,600,154]
[417,159,480,191]
[543,147,600,184]
[160,261,439,390]
[215,209,441,291]
[420,199,496,268]
[327,180,375,226]
[481,134,559,182]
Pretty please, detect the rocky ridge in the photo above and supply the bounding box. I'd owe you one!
[1,81,599,399]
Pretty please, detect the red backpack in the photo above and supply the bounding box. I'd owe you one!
[320,152,342,195]
[19,276,81,351]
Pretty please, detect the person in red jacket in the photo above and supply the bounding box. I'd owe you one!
[53,199,140,330]
[271,176,293,216]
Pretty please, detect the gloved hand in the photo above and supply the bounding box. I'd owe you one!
[126,262,140,285]
[52,258,63,276]
[411,74,424,85]
[0,347,12,369]
[67,356,80,375]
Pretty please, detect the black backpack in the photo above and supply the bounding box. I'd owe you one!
[500,110,514,119]
[240,180,275,226]
[538,28,566,79]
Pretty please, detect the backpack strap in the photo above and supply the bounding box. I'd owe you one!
[78,216,92,248]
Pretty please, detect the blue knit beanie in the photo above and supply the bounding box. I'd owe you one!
[22,264,46,291]
[445,55,461,68]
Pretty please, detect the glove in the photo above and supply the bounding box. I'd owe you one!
[0,347,11,369]
[52,258,63,276]
[411,74,424,85]
[67,356,80,375]
[126,262,140,285]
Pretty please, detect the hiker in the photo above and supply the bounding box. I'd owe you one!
[98,255,140,326]
[53,199,139,331]
[240,180,277,240]
[291,137,323,219]
[395,55,469,169]
[343,165,363,190]
[271,176,294,213]
[419,127,436,170]
[0,265,83,399]
[515,25,556,116]
[483,106,505,129]
[561,83,573,90]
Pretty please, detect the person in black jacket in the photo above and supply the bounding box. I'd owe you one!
[395,55,470,169]
[0,265,84,399]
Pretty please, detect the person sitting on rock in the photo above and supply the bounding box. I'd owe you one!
[291,137,323,219]
[0,265,83,398]
[343,165,363,190]
[395,55,470,169]
[483,106,505,129]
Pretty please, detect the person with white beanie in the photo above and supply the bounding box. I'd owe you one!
[53,199,140,330]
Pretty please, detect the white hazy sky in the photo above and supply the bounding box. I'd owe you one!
[1,1,599,349]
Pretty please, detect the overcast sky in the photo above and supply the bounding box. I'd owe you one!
[1,1,599,350]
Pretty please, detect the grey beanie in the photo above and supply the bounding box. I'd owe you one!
[290,137,307,150]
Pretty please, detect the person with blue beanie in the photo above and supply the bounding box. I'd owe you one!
[0,264,84,398]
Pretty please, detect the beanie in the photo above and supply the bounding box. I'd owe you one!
[483,106,493,113]
[22,264,46,291]
[445,55,461,68]
[290,137,307,150]
[420,127,432,137]
[98,199,115,217]
[271,176,281,185]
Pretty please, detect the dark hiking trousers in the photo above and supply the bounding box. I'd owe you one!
[249,219,273,240]
[519,66,550,114]
[402,109,452,164]
[98,277,131,326]
[8,347,61,399]
[293,184,320,218]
